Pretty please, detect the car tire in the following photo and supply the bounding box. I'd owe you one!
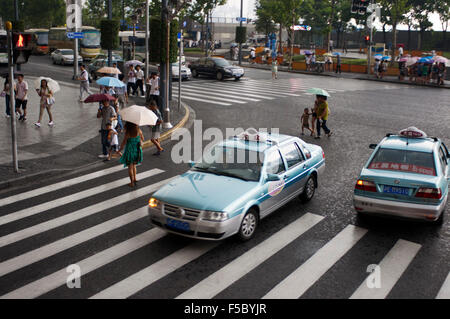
[234,77,241,81]
[237,208,258,241]
[300,176,316,203]
[433,211,444,225]
[216,71,224,81]
[192,69,199,78]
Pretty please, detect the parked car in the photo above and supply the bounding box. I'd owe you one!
[93,53,123,62]
[51,49,83,65]
[354,127,449,224]
[146,63,191,80]
[148,130,326,241]
[189,57,245,81]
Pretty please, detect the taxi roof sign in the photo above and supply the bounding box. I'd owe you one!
[399,127,427,138]
[235,129,278,145]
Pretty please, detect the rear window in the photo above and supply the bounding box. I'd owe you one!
[368,148,436,176]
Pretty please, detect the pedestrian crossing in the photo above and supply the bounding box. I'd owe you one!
[0,164,448,299]
[174,78,400,107]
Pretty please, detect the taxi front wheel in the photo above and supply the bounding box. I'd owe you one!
[238,209,258,241]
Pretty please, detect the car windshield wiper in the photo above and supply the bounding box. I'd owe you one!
[213,171,253,182]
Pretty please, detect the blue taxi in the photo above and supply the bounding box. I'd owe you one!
[148,130,325,241]
[354,127,449,224]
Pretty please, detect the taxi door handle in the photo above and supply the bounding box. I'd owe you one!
[284,175,289,180]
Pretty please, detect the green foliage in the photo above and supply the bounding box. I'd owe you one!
[12,20,25,32]
[149,16,178,63]
[187,0,227,24]
[100,19,120,50]
[235,26,247,44]
[0,0,66,28]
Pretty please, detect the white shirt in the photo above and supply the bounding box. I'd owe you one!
[136,70,144,80]
[127,70,136,83]
[80,70,89,82]
[149,77,160,95]
[110,128,119,146]
[250,51,255,58]
[399,47,403,55]
[15,81,28,100]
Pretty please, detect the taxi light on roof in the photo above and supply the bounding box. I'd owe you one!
[236,128,276,144]
[399,127,427,138]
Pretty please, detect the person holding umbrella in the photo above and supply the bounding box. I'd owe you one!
[34,79,55,127]
[307,88,332,139]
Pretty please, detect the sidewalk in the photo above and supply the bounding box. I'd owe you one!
[241,61,450,89]
[0,79,189,189]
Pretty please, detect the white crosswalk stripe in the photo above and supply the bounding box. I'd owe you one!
[262,225,368,299]
[0,165,445,299]
[350,239,421,299]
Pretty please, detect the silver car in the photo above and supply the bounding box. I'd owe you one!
[51,49,83,65]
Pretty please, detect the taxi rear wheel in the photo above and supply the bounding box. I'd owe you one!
[238,209,258,241]
[433,211,444,225]
[301,176,316,203]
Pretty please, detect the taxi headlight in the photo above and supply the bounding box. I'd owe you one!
[149,197,161,209]
[202,211,229,222]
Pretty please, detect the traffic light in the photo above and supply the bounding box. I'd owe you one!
[351,0,370,15]
[12,32,32,65]
[364,35,370,46]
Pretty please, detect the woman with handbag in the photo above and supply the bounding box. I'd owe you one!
[35,79,54,127]
[119,121,144,187]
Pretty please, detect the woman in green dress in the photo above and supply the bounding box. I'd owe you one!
[119,121,144,187]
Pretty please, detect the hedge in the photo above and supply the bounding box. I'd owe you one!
[149,17,178,63]
[235,26,247,44]
[100,20,120,50]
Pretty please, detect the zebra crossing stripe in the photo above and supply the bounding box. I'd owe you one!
[1,228,166,299]
[175,95,232,106]
[89,241,219,299]
[436,272,450,299]
[225,83,301,97]
[0,168,164,230]
[177,87,261,102]
[185,84,277,99]
[263,225,368,299]
[350,239,422,299]
[0,165,125,207]
[172,89,248,104]
[176,213,324,299]
[0,177,175,251]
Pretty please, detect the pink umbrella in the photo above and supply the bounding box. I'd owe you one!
[405,56,419,66]
[434,56,448,66]
[399,57,408,62]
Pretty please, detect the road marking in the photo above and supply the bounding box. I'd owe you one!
[0,165,125,207]
[263,225,368,299]
[204,82,299,97]
[90,241,219,299]
[350,239,422,299]
[176,95,232,106]
[1,228,166,299]
[176,213,324,299]
[184,84,276,99]
[172,89,247,104]
[225,83,302,96]
[176,87,260,102]
[436,272,450,299]
[0,177,174,250]
[0,169,164,229]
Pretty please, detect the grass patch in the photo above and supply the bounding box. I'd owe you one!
[184,48,204,53]
[292,55,367,65]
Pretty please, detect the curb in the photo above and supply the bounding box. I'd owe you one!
[0,103,192,192]
[242,64,450,89]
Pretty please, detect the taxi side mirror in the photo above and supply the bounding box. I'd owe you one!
[369,144,377,149]
[266,174,281,182]
[188,161,196,168]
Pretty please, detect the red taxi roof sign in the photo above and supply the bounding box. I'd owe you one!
[399,127,427,138]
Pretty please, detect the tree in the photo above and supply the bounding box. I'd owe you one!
[435,0,450,49]
[332,0,352,48]
[254,0,278,44]
[0,0,66,28]
[410,0,434,50]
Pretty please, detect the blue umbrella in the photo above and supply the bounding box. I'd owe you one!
[304,50,312,55]
[333,52,341,56]
[96,77,125,88]
[418,57,433,63]
[381,56,391,61]
[373,54,383,58]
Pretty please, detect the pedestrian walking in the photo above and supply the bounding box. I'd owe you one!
[250,48,256,64]
[301,108,313,136]
[112,63,120,79]
[315,95,332,139]
[115,74,128,109]
[272,60,278,79]
[329,40,334,52]
[2,78,11,118]
[78,65,92,102]
[105,122,121,161]
[127,65,137,96]
[335,54,341,74]
[112,101,123,132]
[14,74,28,122]
[343,41,348,54]
[97,99,117,159]
[374,59,380,78]
[135,65,145,97]
[34,79,54,127]
[119,121,144,187]
[148,101,164,156]
[306,54,311,71]
[378,60,386,79]
[148,72,161,111]
[437,62,446,86]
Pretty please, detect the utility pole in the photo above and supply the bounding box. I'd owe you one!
[107,0,113,67]
[14,0,21,72]
[5,21,19,173]
[145,0,149,87]
[238,0,243,66]
[161,0,172,129]
[366,0,375,75]
[178,24,183,112]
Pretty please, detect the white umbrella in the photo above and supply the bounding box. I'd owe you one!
[119,105,158,126]
[34,77,60,93]
[125,60,145,67]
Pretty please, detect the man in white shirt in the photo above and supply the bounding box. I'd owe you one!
[112,63,120,79]
[78,65,92,102]
[148,72,161,112]
[127,65,137,96]
[15,74,28,121]
[398,46,404,58]
[135,65,145,97]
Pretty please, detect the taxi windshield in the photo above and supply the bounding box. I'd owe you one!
[193,146,264,182]
[368,148,436,176]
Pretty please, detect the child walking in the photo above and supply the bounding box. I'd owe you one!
[105,122,121,161]
[301,108,313,136]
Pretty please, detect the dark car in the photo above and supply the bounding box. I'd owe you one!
[189,57,245,81]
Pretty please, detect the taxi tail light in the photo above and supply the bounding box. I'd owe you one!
[415,187,442,200]
[355,180,377,192]
[322,151,325,159]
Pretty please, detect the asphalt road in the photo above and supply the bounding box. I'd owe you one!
[0,56,449,299]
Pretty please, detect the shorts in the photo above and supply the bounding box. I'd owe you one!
[302,122,310,129]
[15,99,27,110]
[150,130,161,140]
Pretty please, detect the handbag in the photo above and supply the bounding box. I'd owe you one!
[0,91,5,97]
[47,97,56,105]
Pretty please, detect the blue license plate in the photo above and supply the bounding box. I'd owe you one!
[166,218,190,231]
[383,186,410,195]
